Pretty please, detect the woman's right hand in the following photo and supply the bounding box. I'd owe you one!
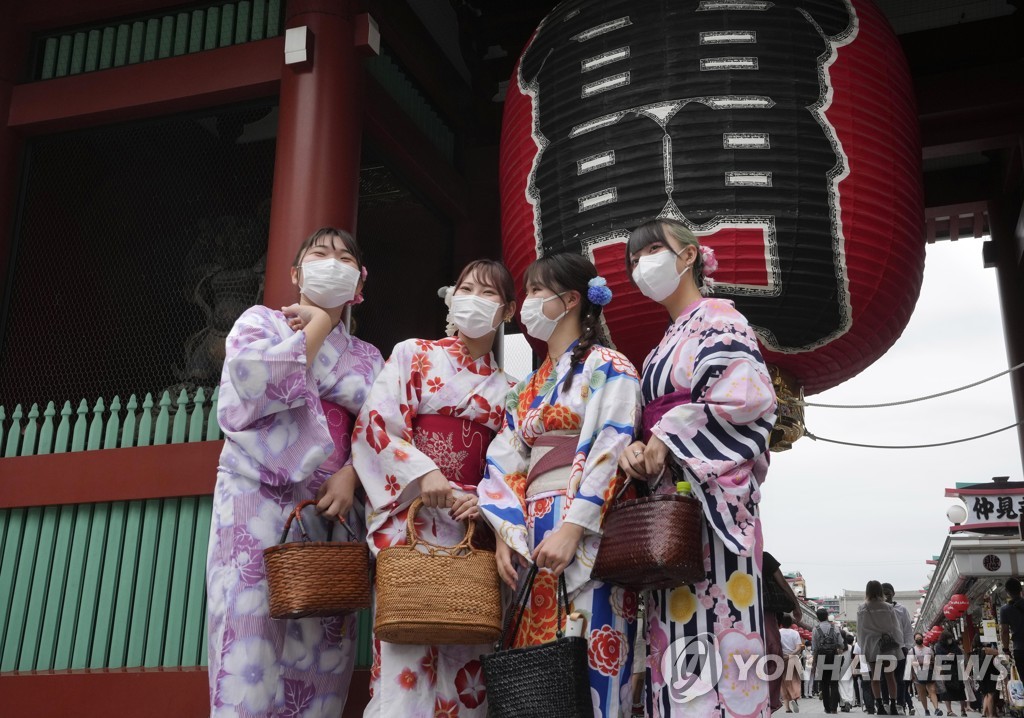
[619,440,648,480]
[281,303,327,332]
[495,539,521,589]
[419,469,454,509]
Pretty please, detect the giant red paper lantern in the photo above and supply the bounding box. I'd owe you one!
[501,0,923,397]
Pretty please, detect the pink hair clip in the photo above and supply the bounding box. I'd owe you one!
[699,246,718,276]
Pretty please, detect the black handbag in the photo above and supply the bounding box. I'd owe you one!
[481,565,593,718]
[879,632,900,653]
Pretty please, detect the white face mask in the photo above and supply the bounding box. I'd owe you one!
[450,294,502,339]
[300,258,360,308]
[632,250,691,302]
[520,294,567,341]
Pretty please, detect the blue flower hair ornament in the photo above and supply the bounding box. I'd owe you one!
[587,276,613,307]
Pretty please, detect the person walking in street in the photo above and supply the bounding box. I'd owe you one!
[764,552,802,714]
[839,634,857,712]
[780,614,805,713]
[858,580,905,715]
[934,631,969,718]
[1000,578,1024,668]
[909,632,942,716]
[804,641,816,699]
[970,636,1000,718]
[881,583,916,715]
[856,639,875,714]
[813,608,845,714]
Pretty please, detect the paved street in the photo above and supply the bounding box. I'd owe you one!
[776,697,986,718]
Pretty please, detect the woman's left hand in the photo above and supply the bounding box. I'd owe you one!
[532,522,585,576]
[449,491,479,521]
[642,434,671,479]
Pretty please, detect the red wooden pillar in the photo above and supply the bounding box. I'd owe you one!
[989,195,1024,472]
[264,0,364,308]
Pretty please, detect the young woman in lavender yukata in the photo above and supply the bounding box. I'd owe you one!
[618,218,778,718]
[351,259,517,718]
[207,227,384,718]
[478,253,642,718]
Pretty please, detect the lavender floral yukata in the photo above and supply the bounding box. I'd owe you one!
[207,305,382,718]
[640,298,777,718]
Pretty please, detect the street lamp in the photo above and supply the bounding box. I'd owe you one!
[947,503,968,525]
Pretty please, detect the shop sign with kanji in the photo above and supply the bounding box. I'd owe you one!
[945,484,1024,533]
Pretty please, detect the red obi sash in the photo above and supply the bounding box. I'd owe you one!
[320,399,355,474]
[641,390,692,443]
[412,414,495,490]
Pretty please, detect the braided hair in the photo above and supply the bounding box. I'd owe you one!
[524,254,610,391]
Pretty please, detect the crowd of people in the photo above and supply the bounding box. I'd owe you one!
[766,579,1023,718]
[207,220,778,717]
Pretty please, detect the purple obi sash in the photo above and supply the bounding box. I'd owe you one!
[641,390,691,443]
[320,399,355,474]
[412,414,495,490]
[525,433,579,497]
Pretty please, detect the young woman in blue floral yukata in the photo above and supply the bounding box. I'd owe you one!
[206,227,384,718]
[351,259,517,718]
[478,253,642,718]
[618,218,778,718]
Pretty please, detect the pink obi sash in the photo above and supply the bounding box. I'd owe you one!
[526,433,579,498]
[412,414,495,490]
[320,399,355,474]
[641,390,692,443]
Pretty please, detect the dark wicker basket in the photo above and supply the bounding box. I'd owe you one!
[482,565,592,718]
[263,500,370,619]
[374,498,502,645]
[593,471,705,591]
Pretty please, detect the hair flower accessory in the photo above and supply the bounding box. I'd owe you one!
[351,265,369,305]
[438,285,456,335]
[699,246,718,276]
[587,276,613,306]
[698,246,718,297]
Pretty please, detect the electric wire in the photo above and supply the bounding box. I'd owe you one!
[804,420,1024,449]
[797,361,1024,409]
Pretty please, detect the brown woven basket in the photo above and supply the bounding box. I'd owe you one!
[263,500,371,619]
[374,498,502,645]
[593,470,705,591]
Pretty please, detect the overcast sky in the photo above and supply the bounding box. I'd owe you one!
[761,237,1021,598]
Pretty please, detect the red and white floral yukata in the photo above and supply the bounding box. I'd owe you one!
[351,336,512,718]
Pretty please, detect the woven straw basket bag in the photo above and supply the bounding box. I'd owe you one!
[263,500,371,619]
[374,498,502,645]
[593,463,705,591]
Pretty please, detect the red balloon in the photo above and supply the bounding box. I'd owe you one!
[500,0,923,395]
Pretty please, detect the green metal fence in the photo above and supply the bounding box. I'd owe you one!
[0,389,221,458]
[0,497,213,671]
[33,0,284,81]
[29,1,455,163]
[0,386,375,672]
[0,499,374,671]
